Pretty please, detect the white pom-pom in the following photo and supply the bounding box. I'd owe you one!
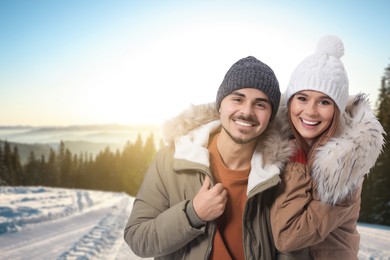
[316,35,344,58]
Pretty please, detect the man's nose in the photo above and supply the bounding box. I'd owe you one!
[240,102,254,116]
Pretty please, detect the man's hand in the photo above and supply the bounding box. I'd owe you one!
[193,176,227,221]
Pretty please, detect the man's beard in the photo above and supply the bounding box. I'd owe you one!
[221,115,260,144]
[221,125,259,144]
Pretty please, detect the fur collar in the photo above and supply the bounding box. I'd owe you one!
[313,94,384,204]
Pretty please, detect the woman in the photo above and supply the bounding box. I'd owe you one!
[270,35,385,259]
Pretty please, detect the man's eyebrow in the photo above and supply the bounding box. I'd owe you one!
[255,98,270,103]
[230,91,270,103]
[231,91,245,97]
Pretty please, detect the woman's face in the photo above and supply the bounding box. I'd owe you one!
[289,90,335,145]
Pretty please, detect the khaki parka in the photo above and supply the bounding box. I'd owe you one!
[124,103,292,260]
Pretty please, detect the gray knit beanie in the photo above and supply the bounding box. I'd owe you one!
[216,56,280,121]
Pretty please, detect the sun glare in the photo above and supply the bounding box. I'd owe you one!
[79,20,316,126]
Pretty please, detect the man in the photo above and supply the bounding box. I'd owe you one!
[124,56,291,259]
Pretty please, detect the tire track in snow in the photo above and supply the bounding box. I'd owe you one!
[58,197,130,259]
[0,205,113,259]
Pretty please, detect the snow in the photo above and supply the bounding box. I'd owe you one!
[1,186,389,260]
[0,186,147,260]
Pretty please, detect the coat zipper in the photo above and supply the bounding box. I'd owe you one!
[243,197,256,260]
[197,170,217,260]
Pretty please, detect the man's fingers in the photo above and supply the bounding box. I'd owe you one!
[200,176,211,191]
[211,183,225,194]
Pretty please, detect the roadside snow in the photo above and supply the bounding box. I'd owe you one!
[0,186,389,259]
[0,186,144,259]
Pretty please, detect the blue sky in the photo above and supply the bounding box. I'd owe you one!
[1,0,389,126]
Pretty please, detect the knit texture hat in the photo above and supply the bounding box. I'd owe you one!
[286,35,349,112]
[216,56,280,121]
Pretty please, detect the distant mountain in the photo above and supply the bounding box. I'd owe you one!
[0,124,162,164]
[16,123,159,133]
[0,124,161,144]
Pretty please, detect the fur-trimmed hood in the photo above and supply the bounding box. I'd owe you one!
[162,103,292,195]
[278,93,385,204]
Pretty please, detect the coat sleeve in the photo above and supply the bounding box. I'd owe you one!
[270,162,360,252]
[123,148,205,258]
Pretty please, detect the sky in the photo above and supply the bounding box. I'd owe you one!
[1,0,389,126]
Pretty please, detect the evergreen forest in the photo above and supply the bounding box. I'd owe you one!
[0,133,158,197]
[360,63,390,226]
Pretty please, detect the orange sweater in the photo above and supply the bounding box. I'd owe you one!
[208,133,249,260]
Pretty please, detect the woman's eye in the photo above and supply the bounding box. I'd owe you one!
[319,100,331,105]
[296,96,306,101]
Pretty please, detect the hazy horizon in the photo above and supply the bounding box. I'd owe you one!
[0,123,163,146]
[0,122,161,128]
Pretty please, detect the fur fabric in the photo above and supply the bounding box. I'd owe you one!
[311,94,385,204]
[162,103,219,146]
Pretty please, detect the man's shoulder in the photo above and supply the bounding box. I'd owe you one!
[155,145,175,161]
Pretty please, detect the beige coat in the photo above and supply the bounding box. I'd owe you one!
[124,103,292,260]
[270,94,385,260]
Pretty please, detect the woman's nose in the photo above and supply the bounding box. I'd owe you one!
[305,102,319,117]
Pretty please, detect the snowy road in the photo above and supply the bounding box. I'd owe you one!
[0,207,112,259]
[0,186,389,259]
[0,186,144,259]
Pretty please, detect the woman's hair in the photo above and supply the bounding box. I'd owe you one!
[288,96,341,168]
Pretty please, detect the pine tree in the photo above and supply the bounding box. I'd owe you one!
[12,146,23,185]
[360,63,390,225]
[93,146,116,191]
[120,135,144,195]
[24,151,40,185]
[46,148,59,187]
[62,149,73,187]
[57,141,74,187]
[58,141,66,183]
[2,141,14,185]
[0,145,6,185]
[143,133,156,164]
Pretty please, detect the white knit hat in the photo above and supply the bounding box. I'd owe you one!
[286,35,349,112]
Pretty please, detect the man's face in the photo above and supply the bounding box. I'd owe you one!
[219,88,272,145]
